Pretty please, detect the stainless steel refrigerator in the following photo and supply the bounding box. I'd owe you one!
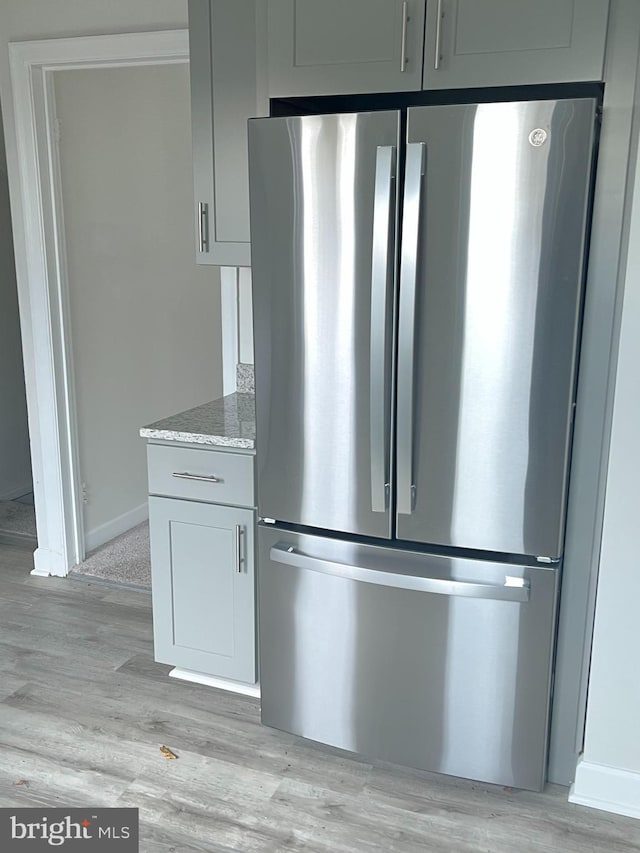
[248,99,596,791]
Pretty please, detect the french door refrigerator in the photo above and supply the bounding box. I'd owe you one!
[248,99,596,791]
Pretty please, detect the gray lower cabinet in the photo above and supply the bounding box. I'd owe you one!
[423,0,610,89]
[267,0,427,97]
[188,0,267,266]
[146,440,257,684]
[149,495,256,683]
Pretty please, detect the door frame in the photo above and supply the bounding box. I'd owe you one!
[8,31,190,576]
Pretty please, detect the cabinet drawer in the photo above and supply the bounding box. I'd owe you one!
[147,444,254,507]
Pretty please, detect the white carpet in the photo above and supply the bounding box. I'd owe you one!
[72,521,151,590]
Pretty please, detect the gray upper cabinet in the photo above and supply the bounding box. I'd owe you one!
[423,0,610,90]
[267,0,427,97]
[189,0,266,267]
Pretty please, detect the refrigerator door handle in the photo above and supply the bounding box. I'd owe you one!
[397,142,426,516]
[370,145,397,513]
[270,543,530,602]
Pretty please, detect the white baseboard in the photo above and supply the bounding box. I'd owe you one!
[32,546,67,577]
[84,502,148,553]
[169,667,260,698]
[569,757,640,820]
[0,481,33,502]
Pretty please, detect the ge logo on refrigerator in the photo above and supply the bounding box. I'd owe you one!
[528,128,548,147]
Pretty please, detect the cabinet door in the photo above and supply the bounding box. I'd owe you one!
[149,496,256,683]
[189,0,262,266]
[423,0,610,90]
[267,0,426,97]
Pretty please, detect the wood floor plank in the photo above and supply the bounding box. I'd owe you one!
[0,672,28,701]
[361,767,639,853]
[0,767,89,809]
[118,782,318,853]
[3,676,372,798]
[0,739,134,806]
[1,543,639,852]
[268,777,494,853]
[129,824,229,853]
[0,639,133,686]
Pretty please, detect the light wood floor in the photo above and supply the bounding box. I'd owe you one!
[0,542,638,852]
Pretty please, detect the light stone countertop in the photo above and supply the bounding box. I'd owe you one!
[140,392,256,449]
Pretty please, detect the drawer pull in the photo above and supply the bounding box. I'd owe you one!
[172,472,221,484]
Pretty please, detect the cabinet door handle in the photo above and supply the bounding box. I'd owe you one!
[434,0,444,70]
[172,472,221,483]
[400,1,408,72]
[235,524,243,573]
[198,201,209,252]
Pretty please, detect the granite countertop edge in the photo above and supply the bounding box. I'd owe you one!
[139,427,255,450]
[139,391,256,450]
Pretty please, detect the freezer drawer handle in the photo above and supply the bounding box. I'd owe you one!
[270,543,530,602]
[370,145,397,513]
[397,142,426,516]
[172,472,221,484]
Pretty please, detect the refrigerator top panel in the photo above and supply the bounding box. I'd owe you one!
[249,110,401,538]
[397,98,597,559]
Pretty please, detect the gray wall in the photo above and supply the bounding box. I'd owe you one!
[54,63,222,549]
[0,104,31,501]
[238,268,254,364]
[0,1,187,41]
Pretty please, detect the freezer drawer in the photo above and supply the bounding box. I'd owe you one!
[258,527,558,791]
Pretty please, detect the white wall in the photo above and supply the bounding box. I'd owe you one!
[0,105,31,501]
[54,62,222,549]
[569,139,640,819]
[238,268,254,364]
[221,267,253,393]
